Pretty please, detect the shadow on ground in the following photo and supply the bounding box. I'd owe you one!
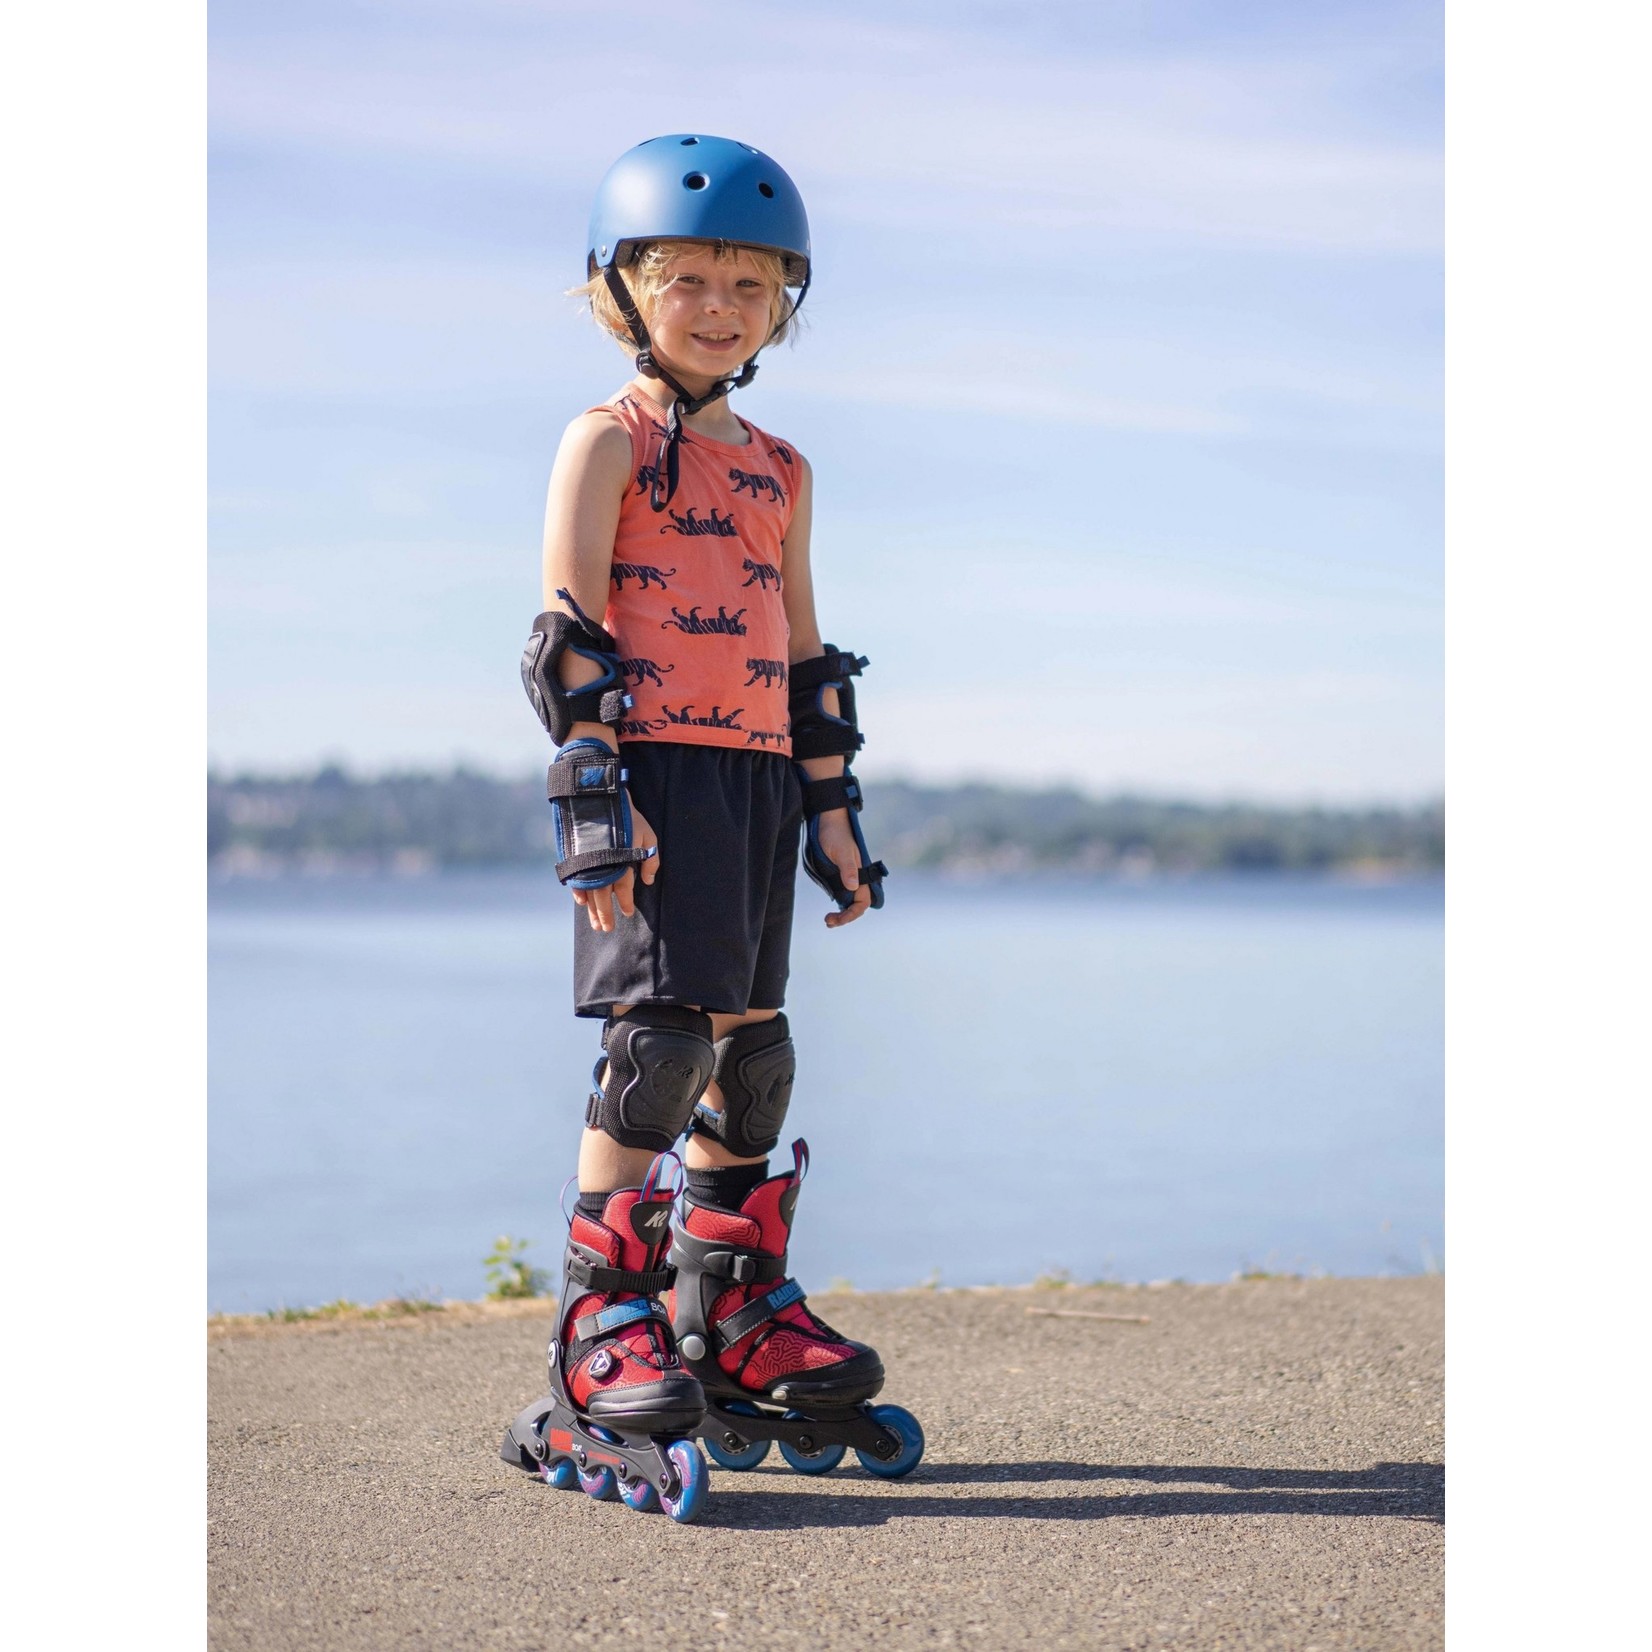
[654,1459,1444,1531]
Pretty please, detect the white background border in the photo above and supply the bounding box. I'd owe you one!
[6,0,1650,1642]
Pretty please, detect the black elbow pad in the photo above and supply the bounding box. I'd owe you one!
[520,589,632,744]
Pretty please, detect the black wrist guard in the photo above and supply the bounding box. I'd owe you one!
[520,588,632,745]
[796,768,887,912]
[546,739,653,889]
[787,645,867,760]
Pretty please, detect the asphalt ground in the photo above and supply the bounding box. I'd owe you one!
[208,1278,1443,1651]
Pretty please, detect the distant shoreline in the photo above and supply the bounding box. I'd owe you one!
[209,766,1444,879]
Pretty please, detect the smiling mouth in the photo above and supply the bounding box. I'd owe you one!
[692,332,740,344]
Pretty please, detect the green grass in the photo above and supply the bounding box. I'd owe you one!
[261,1296,442,1324]
[483,1235,550,1301]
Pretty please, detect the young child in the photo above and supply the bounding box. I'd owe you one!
[501,135,922,1521]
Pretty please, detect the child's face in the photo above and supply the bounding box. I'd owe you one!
[644,246,778,380]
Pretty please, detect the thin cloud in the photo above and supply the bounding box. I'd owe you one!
[212,2,1440,255]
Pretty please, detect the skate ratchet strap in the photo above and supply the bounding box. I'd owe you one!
[712,1278,805,1351]
[569,1296,670,1353]
[668,1228,788,1286]
[799,772,864,819]
[566,1246,675,1296]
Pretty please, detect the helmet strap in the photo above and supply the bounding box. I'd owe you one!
[600,260,811,512]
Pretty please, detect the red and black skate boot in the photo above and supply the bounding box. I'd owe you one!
[667,1140,924,1478]
[500,1154,709,1520]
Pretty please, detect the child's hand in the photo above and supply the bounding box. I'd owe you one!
[814,809,874,928]
[572,797,660,932]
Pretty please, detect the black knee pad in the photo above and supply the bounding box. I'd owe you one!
[690,1013,796,1159]
[585,1005,715,1151]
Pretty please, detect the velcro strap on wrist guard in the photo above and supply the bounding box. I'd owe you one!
[714,1278,806,1351]
[545,750,624,799]
[799,771,864,818]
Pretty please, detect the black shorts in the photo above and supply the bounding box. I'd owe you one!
[572,742,804,1019]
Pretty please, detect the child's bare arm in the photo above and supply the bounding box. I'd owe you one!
[542,411,629,656]
[781,457,876,929]
[540,412,659,929]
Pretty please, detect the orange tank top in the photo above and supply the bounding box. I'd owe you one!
[594,389,799,755]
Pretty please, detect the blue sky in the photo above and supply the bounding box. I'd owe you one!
[210,0,1441,802]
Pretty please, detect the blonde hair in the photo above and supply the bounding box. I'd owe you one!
[571,240,801,356]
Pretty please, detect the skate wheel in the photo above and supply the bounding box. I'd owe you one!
[578,1463,617,1500]
[618,1472,659,1512]
[777,1411,847,1475]
[542,1456,578,1491]
[659,1440,708,1524]
[705,1401,771,1471]
[856,1404,925,1479]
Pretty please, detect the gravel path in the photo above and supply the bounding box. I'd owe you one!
[209,1278,1442,1650]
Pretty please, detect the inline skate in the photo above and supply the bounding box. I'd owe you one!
[500,1153,709,1522]
[667,1139,924,1478]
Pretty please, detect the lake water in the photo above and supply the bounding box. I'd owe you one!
[208,871,1443,1313]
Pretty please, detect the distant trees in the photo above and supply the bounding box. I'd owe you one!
[208,767,1443,877]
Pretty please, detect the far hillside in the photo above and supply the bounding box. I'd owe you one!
[208,768,1443,878]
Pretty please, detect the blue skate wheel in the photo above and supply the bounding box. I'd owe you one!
[618,1471,659,1512]
[855,1404,925,1479]
[578,1462,618,1500]
[777,1411,847,1475]
[659,1439,708,1524]
[704,1401,771,1471]
[542,1456,578,1491]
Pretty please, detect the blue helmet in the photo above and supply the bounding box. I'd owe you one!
[587,134,809,285]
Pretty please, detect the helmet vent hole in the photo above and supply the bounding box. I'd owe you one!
[680,137,699,146]
[758,182,775,198]
[683,172,709,190]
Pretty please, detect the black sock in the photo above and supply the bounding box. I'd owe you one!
[575,1190,611,1221]
[686,1161,771,1211]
